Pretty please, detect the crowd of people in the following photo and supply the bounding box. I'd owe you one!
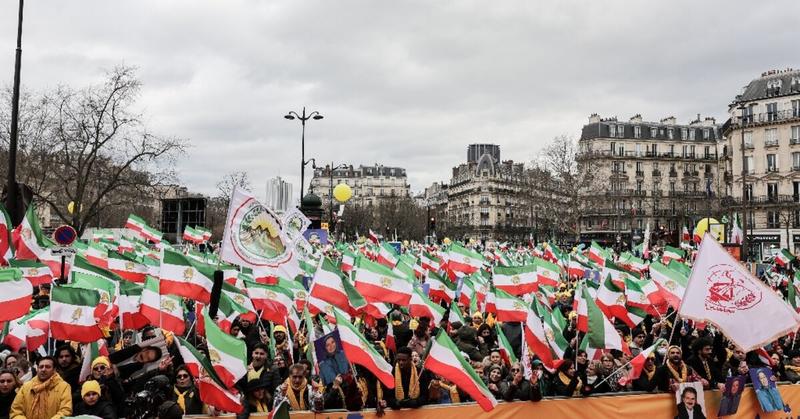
[0,236,797,418]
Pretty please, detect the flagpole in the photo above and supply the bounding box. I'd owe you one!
[663,313,680,365]
[593,353,636,389]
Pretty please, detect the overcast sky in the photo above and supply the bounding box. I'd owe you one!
[1,1,798,201]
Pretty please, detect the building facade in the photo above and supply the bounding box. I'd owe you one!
[722,68,800,259]
[265,176,294,213]
[577,114,723,247]
[309,164,411,207]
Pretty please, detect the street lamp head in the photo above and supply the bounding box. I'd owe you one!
[312,115,324,120]
[284,114,295,120]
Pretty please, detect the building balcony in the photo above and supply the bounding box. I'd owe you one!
[652,170,662,177]
[741,143,755,150]
[605,189,634,197]
[635,171,645,177]
[633,190,647,197]
[767,167,779,173]
[794,165,800,172]
[669,171,678,178]
[668,191,707,198]
[791,138,800,145]
[724,171,733,182]
[704,171,714,178]
[764,139,780,147]
[720,194,800,208]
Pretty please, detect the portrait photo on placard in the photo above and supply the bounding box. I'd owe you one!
[108,332,169,382]
[674,381,706,419]
[717,375,745,417]
[750,367,785,413]
[314,329,350,385]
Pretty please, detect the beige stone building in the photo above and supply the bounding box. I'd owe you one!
[722,68,800,258]
[577,114,722,247]
[309,164,411,207]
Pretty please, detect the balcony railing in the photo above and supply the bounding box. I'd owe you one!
[791,138,800,145]
[635,171,645,177]
[669,171,678,177]
[721,194,800,206]
[606,189,634,197]
[652,170,662,177]
[741,143,754,150]
[668,191,707,198]
[738,109,800,127]
[765,138,780,147]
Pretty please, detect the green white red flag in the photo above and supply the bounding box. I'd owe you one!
[409,285,445,324]
[2,308,48,352]
[183,225,205,244]
[534,257,561,287]
[50,286,104,342]
[376,242,399,268]
[118,280,149,330]
[524,302,557,369]
[333,308,395,388]
[625,339,666,382]
[0,203,13,265]
[125,214,162,243]
[649,261,688,310]
[9,259,52,286]
[423,330,498,412]
[583,286,623,352]
[445,243,484,274]
[140,276,185,335]
[353,256,412,305]
[160,249,214,303]
[662,245,685,264]
[495,323,517,365]
[425,270,456,304]
[493,288,528,323]
[493,264,538,295]
[775,249,796,267]
[107,250,147,283]
[203,308,248,388]
[245,280,294,324]
[0,269,32,321]
[197,375,244,414]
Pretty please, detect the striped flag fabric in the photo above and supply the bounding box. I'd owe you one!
[775,249,796,267]
[118,280,149,330]
[583,286,623,351]
[495,323,517,365]
[309,257,351,311]
[78,339,109,382]
[2,308,49,352]
[85,241,110,268]
[493,264,538,295]
[245,280,295,324]
[0,203,13,265]
[423,330,498,412]
[0,269,32,321]
[662,245,685,263]
[125,214,163,243]
[50,286,104,342]
[376,242,399,268]
[340,249,356,273]
[203,308,247,388]
[524,302,557,369]
[596,275,629,325]
[197,375,244,414]
[627,339,666,381]
[12,205,47,261]
[534,257,561,288]
[649,262,688,310]
[425,270,456,304]
[445,243,484,274]
[493,288,528,323]
[420,252,441,272]
[353,256,412,306]
[409,285,445,324]
[160,249,214,303]
[788,272,800,312]
[588,241,608,266]
[107,250,148,284]
[140,276,185,335]
[183,226,205,244]
[534,299,570,359]
[9,259,53,286]
[333,308,395,388]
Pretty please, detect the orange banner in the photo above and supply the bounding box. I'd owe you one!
[191,384,800,419]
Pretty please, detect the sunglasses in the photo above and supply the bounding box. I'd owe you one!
[92,365,107,371]
[511,369,520,372]
[177,374,190,379]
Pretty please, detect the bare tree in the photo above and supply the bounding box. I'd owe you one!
[1,66,186,234]
[216,171,251,205]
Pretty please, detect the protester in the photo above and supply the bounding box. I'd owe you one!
[552,360,582,397]
[0,369,20,417]
[273,364,324,412]
[72,380,116,419]
[170,365,206,415]
[10,356,72,418]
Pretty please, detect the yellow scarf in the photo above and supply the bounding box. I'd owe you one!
[644,366,656,380]
[786,365,800,374]
[667,362,688,382]
[394,364,420,400]
[440,382,460,403]
[558,371,582,396]
[251,399,269,413]
[30,374,64,419]
[285,377,308,410]
[173,387,189,413]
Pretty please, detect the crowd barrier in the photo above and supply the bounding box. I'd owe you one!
[189,383,800,418]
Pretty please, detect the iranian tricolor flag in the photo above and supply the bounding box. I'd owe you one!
[340,249,356,273]
[625,276,665,315]
[279,278,311,313]
[107,250,148,284]
[574,282,589,332]
[197,375,244,414]
[12,205,47,261]
[376,242,399,268]
[584,286,623,351]
[118,280,149,330]
[368,229,379,244]
[493,288,528,323]
[203,308,247,388]
[420,252,441,272]
[0,203,13,265]
[334,308,395,388]
[495,324,518,365]
[50,286,104,342]
[215,293,251,334]
[353,256,412,306]
[70,271,118,327]
[567,258,587,278]
[221,282,256,320]
[140,276,185,335]
[176,336,210,379]
[535,299,570,358]
[78,339,109,382]
[662,245,685,264]
[92,229,115,242]
[245,280,294,324]
[423,330,498,412]
[730,213,744,245]
[425,270,456,304]
[196,226,213,241]
[183,226,205,244]
[775,249,796,267]
[596,275,629,324]
[534,257,561,288]
[126,214,162,243]
[788,272,800,312]
[160,249,214,303]
[588,242,607,266]
[494,264,538,295]
[649,262,688,310]
[626,339,666,382]
[409,285,445,324]
[3,308,49,352]
[0,269,32,321]
[446,243,484,274]
[9,259,52,286]
[458,276,476,307]
[524,303,557,369]
[85,241,109,268]
[310,257,351,310]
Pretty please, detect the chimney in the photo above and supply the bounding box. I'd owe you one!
[629,114,643,123]
[588,113,601,123]
[703,117,716,127]
[660,116,677,125]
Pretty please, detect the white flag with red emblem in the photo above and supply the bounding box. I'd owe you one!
[678,234,800,351]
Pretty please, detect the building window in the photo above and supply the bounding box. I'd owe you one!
[767,80,783,96]
[650,127,657,138]
[689,145,695,158]
[634,126,641,138]
[689,129,696,141]
[610,142,616,154]
[767,212,780,228]
[793,100,800,118]
[767,102,778,121]
[636,162,643,172]
[793,152,800,170]
[744,131,753,147]
[635,143,642,156]
[608,125,617,137]
[703,129,710,140]
[792,126,800,143]
[767,183,778,200]
[704,146,711,158]
[745,184,753,201]
[667,128,674,139]
[765,128,779,146]
[682,145,688,158]
[681,128,688,140]
[766,154,778,172]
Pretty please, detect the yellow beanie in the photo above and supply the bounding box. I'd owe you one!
[81,380,102,398]
[91,356,110,370]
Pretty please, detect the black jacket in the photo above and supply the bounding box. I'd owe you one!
[0,391,16,419]
[499,379,543,402]
[74,399,118,419]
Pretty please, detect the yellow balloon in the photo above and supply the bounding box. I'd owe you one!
[333,183,353,203]
[67,201,75,214]
[695,218,725,242]
[443,237,451,245]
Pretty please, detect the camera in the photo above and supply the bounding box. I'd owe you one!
[124,375,172,419]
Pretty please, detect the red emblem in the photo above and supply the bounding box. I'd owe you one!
[704,263,761,314]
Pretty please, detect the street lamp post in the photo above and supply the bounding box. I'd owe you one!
[5,0,25,225]
[284,107,323,202]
